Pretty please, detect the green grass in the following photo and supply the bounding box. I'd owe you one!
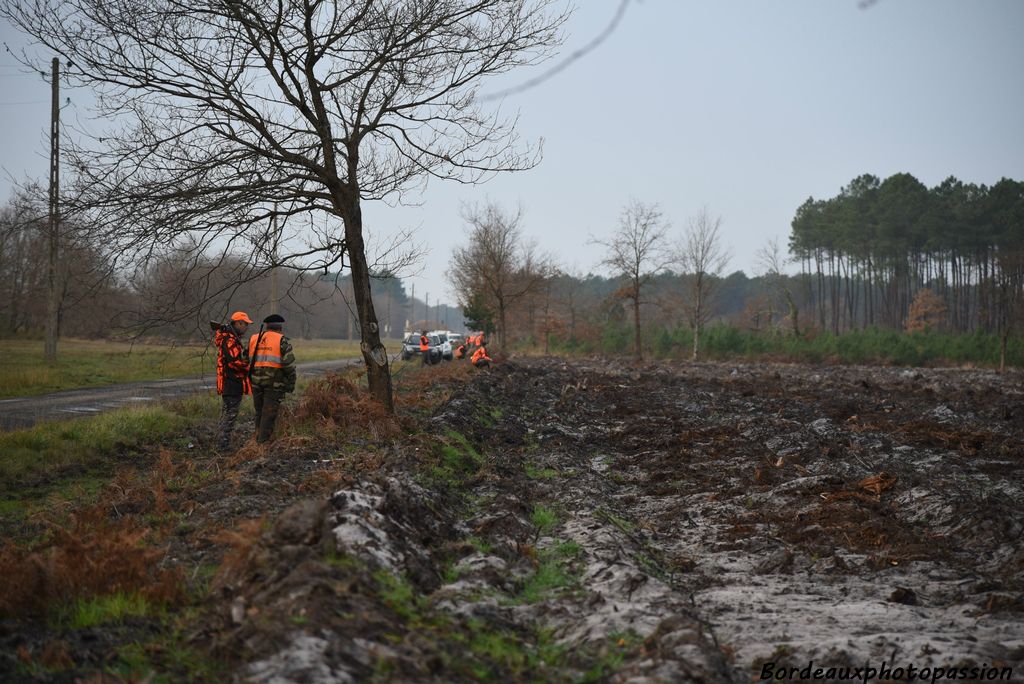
[107,623,230,682]
[524,462,560,480]
[512,538,583,605]
[531,504,559,536]
[375,570,422,622]
[423,429,484,488]
[54,592,155,629]
[0,337,373,398]
[372,559,579,676]
[467,536,493,555]
[0,405,191,487]
[517,559,574,604]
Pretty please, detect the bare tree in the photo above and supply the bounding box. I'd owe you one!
[677,206,730,360]
[450,202,549,350]
[755,236,800,336]
[0,186,118,341]
[556,266,586,342]
[592,200,672,360]
[1,0,567,411]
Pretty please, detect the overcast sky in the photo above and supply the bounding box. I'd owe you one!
[2,1,1023,310]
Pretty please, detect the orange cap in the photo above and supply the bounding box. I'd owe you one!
[230,311,253,323]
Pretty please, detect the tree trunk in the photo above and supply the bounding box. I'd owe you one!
[691,295,702,361]
[632,292,642,361]
[339,196,394,412]
[999,329,1007,374]
[498,297,507,351]
[786,290,799,337]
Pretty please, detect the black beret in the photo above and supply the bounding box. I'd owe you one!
[263,314,285,324]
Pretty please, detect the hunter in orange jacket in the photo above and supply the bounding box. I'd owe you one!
[471,345,492,368]
[215,311,253,452]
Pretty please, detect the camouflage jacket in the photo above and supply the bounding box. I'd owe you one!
[215,327,251,396]
[250,334,296,393]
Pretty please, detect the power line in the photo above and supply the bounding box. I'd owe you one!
[480,0,632,101]
[0,99,48,105]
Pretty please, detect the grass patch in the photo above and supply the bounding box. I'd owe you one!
[524,462,560,480]
[467,536,493,555]
[422,429,484,488]
[531,504,559,536]
[108,625,230,682]
[374,570,423,622]
[517,559,574,604]
[0,337,370,398]
[0,405,191,490]
[54,592,154,629]
[511,538,583,605]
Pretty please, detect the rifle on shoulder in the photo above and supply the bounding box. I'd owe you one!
[247,323,265,378]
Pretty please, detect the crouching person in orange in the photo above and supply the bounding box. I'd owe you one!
[249,314,296,443]
[471,344,492,368]
[215,311,253,452]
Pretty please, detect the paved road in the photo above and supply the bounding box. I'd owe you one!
[0,358,361,431]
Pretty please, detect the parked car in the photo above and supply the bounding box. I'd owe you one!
[401,332,443,363]
[401,332,421,360]
[429,330,454,361]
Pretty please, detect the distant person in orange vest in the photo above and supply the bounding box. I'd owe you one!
[471,344,492,368]
[214,311,252,452]
[249,314,296,443]
[454,342,467,360]
[419,330,431,365]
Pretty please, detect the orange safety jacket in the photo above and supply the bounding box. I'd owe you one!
[419,335,430,352]
[455,344,466,359]
[250,330,284,368]
[215,328,251,395]
[471,346,491,365]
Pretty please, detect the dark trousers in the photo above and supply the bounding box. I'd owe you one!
[218,394,243,450]
[252,386,284,443]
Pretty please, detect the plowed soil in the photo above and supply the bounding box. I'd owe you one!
[3,358,1022,682]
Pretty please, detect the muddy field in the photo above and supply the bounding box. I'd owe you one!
[2,358,1023,682]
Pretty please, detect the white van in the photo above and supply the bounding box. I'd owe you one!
[428,330,454,361]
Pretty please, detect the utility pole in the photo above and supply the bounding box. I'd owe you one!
[384,277,392,339]
[270,203,279,314]
[44,57,60,363]
[410,283,415,331]
[425,292,430,327]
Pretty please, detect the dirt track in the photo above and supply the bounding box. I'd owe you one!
[210,358,1024,681]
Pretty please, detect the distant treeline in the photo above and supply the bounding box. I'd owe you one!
[547,321,1023,368]
[3,171,1020,366]
[790,173,1023,335]
[499,269,1020,367]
